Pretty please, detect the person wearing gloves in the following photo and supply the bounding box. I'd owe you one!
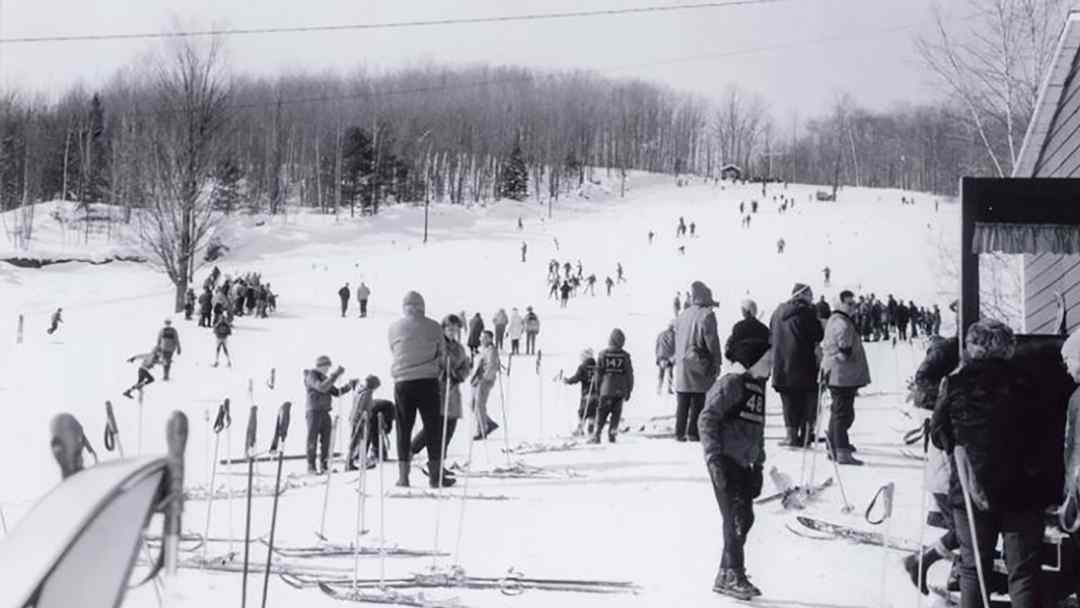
[346,375,382,471]
[508,308,524,355]
[655,321,676,395]
[592,328,634,444]
[470,330,501,440]
[820,290,871,465]
[388,291,452,488]
[411,314,472,482]
[304,355,358,475]
[564,348,599,436]
[769,282,825,448]
[674,281,722,442]
[699,319,772,600]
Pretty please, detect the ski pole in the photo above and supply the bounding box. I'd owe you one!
[318,415,340,539]
[377,412,387,588]
[454,411,479,565]
[536,350,543,440]
[916,419,931,607]
[104,400,124,458]
[432,353,453,568]
[203,400,229,564]
[955,447,991,608]
[223,400,236,554]
[496,368,512,467]
[824,435,853,514]
[353,413,370,590]
[260,402,291,608]
[240,406,258,608]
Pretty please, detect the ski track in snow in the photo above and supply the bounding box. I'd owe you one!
[0,175,959,607]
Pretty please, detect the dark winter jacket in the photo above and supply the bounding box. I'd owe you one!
[769,298,824,390]
[525,312,540,334]
[724,317,770,364]
[895,305,910,326]
[912,337,960,411]
[655,328,675,364]
[565,358,599,401]
[467,315,484,349]
[157,326,181,355]
[815,300,831,320]
[674,284,722,393]
[930,358,1057,511]
[338,286,351,302]
[699,373,767,468]
[213,320,232,340]
[304,368,353,412]
[199,291,212,312]
[596,330,634,399]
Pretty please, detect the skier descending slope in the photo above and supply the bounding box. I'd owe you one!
[700,323,771,600]
[674,281,722,442]
[122,348,162,399]
[46,308,63,335]
[592,329,633,444]
[770,283,824,448]
[388,291,453,488]
[212,316,233,368]
[304,355,357,474]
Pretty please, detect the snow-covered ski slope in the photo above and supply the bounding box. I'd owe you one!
[0,174,960,607]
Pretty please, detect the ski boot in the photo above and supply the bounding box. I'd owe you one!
[903,546,942,595]
[608,433,618,444]
[727,571,762,599]
[586,435,601,445]
[832,449,864,466]
[711,568,732,595]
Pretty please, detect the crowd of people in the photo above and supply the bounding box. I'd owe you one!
[545,258,627,305]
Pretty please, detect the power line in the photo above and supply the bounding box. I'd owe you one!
[0,0,791,45]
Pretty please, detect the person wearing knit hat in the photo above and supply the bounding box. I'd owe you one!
[564,348,599,436]
[726,300,768,369]
[409,314,472,484]
[655,321,676,395]
[820,290,870,466]
[592,328,634,444]
[931,318,1050,608]
[699,325,772,600]
[388,290,452,488]
[304,355,358,474]
[769,282,824,448]
[673,280,723,442]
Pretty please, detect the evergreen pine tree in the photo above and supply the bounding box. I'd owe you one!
[341,127,374,216]
[210,158,243,215]
[501,139,529,201]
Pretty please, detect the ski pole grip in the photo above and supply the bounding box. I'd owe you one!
[104,401,119,452]
[270,402,291,452]
[50,413,87,479]
[245,406,258,457]
[213,398,231,433]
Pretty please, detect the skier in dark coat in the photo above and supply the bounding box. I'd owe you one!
[930,320,1057,608]
[700,321,771,600]
[564,349,600,436]
[304,355,357,474]
[605,276,615,296]
[47,308,63,335]
[769,283,825,448]
[184,289,196,321]
[674,281,722,442]
[895,303,911,341]
[198,289,213,327]
[156,319,182,381]
[559,281,572,308]
[338,283,351,318]
[466,313,484,357]
[592,328,633,443]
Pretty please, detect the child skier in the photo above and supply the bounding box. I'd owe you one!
[592,328,633,444]
[122,348,163,399]
[564,349,599,436]
[304,355,357,474]
[346,375,382,471]
[212,316,233,368]
[700,322,772,600]
[471,330,501,440]
[655,321,675,395]
[47,308,63,335]
[156,319,182,381]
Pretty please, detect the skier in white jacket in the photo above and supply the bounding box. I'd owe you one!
[508,308,524,355]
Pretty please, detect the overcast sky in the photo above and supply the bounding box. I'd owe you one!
[1,0,952,117]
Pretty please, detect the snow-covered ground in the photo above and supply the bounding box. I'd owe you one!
[0,174,959,607]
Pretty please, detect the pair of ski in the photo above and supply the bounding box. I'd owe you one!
[450,461,580,480]
[784,516,920,552]
[501,439,583,456]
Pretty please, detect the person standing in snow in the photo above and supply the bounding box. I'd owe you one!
[820,291,870,465]
[770,283,824,448]
[776,238,786,255]
[466,313,484,358]
[815,296,831,321]
[356,282,371,318]
[524,307,540,355]
[586,274,597,296]
[492,308,509,351]
[346,374,382,471]
[47,308,63,335]
[605,276,615,296]
[338,283,351,318]
[304,355,357,474]
[652,318,676,394]
[183,289,196,321]
[198,288,213,328]
[823,267,831,286]
[156,319,182,381]
[212,316,233,368]
[471,330,501,439]
[690,222,696,238]
[895,302,911,341]
[648,230,655,244]
[592,328,633,444]
[411,315,471,481]
[517,217,524,231]
[564,348,599,436]
[122,348,163,399]
[559,281,572,308]
[677,217,687,238]
[521,241,527,263]
[616,263,626,283]
[508,308,524,355]
[674,281,722,442]
[388,291,453,488]
[700,323,771,600]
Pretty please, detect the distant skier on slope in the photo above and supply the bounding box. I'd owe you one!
[356,282,371,318]
[690,222,696,237]
[677,217,687,238]
[559,281,572,308]
[648,230,655,245]
[338,283,351,318]
[605,276,615,296]
[46,308,63,335]
[156,319,181,381]
[776,238,786,255]
[700,320,771,600]
[122,348,162,399]
[616,263,626,283]
[521,241,528,263]
[823,266,831,286]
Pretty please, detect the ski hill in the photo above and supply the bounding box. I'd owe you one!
[0,174,960,607]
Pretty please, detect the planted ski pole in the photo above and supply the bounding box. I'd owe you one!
[223,399,236,553]
[496,367,512,467]
[261,402,292,608]
[164,410,189,578]
[536,350,543,439]
[955,447,992,608]
[431,353,454,569]
[916,419,931,606]
[203,399,231,562]
[104,400,124,458]
[241,405,258,608]
[317,416,341,539]
[352,415,370,589]
[865,482,896,608]
[377,412,387,588]
[824,436,853,514]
